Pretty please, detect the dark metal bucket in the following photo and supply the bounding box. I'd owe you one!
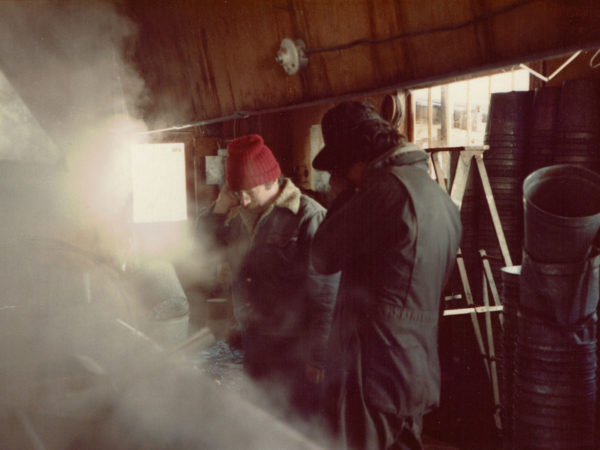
[519,251,600,326]
[558,78,600,135]
[485,90,533,140]
[522,164,600,263]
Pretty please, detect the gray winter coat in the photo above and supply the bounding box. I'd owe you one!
[311,144,462,418]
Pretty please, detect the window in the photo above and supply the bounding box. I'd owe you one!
[411,68,530,149]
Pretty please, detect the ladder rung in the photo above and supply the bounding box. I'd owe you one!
[443,305,503,316]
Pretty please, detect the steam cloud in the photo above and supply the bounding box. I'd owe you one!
[0,1,326,448]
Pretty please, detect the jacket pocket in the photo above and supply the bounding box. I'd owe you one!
[363,328,432,415]
[265,233,300,265]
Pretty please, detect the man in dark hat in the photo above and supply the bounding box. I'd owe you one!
[310,101,462,449]
[203,134,339,419]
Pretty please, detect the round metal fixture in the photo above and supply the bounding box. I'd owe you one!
[275,38,308,75]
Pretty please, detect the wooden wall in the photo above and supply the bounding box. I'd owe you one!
[185,89,408,213]
[121,0,600,131]
[1,0,599,164]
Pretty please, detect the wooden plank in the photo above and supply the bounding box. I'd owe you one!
[443,305,503,316]
[455,251,491,380]
[481,253,502,431]
[475,155,513,267]
[104,0,600,126]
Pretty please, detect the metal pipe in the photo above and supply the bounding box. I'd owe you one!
[138,43,600,136]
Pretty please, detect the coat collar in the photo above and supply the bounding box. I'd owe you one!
[368,142,428,171]
[229,178,301,233]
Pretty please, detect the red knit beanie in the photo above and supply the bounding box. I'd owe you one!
[226,134,282,190]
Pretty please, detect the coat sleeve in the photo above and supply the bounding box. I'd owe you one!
[310,174,412,275]
[196,203,241,248]
[302,209,340,368]
[196,205,249,330]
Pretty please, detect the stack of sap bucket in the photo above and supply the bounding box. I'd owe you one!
[526,86,561,174]
[482,91,533,289]
[526,79,600,176]
[554,79,600,172]
[501,164,600,449]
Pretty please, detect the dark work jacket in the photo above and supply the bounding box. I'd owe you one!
[203,179,339,369]
[311,144,462,419]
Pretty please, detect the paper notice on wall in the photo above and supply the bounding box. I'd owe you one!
[130,143,187,223]
[310,125,330,192]
[205,151,226,185]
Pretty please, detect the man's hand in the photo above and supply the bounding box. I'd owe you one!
[305,363,325,384]
[213,184,239,214]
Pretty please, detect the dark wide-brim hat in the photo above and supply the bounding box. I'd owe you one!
[312,101,387,172]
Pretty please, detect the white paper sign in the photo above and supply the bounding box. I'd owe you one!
[131,143,187,223]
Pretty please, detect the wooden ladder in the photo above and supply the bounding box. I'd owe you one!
[426,145,512,432]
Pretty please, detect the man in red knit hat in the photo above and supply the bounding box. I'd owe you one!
[203,134,339,420]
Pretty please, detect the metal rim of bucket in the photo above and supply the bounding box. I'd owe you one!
[520,251,600,275]
[515,411,595,429]
[515,359,596,375]
[514,387,596,406]
[515,401,595,419]
[523,164,600,225]
[514,367,597,383]
[515,392,596,408]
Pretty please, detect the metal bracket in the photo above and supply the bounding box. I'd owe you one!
[519,50,582,82]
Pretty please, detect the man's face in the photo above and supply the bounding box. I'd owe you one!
[328,161,365,197]
[232,182,278,211]
[328,170,352,197]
